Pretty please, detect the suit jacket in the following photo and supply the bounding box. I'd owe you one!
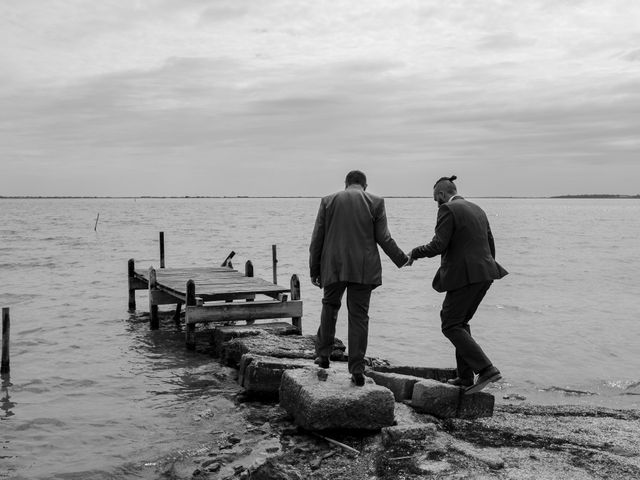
[309,185,407,288]
[411,197,508,292]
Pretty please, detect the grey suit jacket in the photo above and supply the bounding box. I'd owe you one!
[411,197,508,292]
[309,185,407,288]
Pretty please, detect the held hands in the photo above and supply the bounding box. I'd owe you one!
[311,276,322,288]
[403,253,414,267]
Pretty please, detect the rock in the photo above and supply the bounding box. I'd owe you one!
[381,423,438,447]
[365,370,424,402]
[221,334,346,368]
[410,379,494,419]
[449,440,505,469]
[279,367,395,431]
[250,459,302,480]
[209,322,301,357]
[372,365,457,382]
[238,354,316,398]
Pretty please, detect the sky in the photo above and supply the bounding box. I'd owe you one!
[1,0,639,197]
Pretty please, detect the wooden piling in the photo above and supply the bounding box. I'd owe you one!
[1,308,9,375]
[290,274,302,332]
[245,260,254,278]
[128,258,136,311]
[185,280,196,349]
[272,244,278,284]
[149,267,159,329]
[159,231,165,268]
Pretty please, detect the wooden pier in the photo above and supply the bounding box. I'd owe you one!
[128,235,302,349]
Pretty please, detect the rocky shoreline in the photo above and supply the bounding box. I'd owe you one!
[144,333,640,480]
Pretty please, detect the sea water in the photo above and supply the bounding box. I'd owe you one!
[1,197,639,478]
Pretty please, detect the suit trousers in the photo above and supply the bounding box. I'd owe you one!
[440,280,493,380]
[316,281,373,375]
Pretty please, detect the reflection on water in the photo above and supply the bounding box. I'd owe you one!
[1,375,15,419]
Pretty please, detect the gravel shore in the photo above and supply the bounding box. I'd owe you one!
[149,365,640,480]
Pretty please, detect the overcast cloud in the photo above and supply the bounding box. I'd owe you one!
[1,0,639,196]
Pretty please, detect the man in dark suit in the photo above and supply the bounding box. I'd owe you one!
[407,175,508,394]
[309,170,408,386]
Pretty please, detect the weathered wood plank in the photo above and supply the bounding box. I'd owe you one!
[185,300,303,324]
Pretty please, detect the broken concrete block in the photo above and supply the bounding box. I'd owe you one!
[221,334,346,368]
[279,367,395,431]
[209,322,301,357]
[372,365,457,383]
[365,370,424,402]
[410,379,494,419]
[238,354,315,398]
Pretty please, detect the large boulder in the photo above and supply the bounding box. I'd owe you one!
[279,367,395,431]
[221,334,346,368]
[411,379,494,419]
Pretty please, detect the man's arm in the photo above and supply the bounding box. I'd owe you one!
[309,200,326,284]
[410,205,454,259]
[373,199,408,267]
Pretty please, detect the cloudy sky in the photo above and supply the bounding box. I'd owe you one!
[1,1,639,197]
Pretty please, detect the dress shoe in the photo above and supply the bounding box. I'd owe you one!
[447,377,474,388]
[314,356,330,369]
[351,373,365,386]
[465,366,501,395]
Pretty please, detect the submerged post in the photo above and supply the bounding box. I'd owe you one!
[128,258,136,311]
[272,244,278,285]
[290,274,302,333]
[185,280,196,350]
[1,308,9,375]
[159,232,165,269]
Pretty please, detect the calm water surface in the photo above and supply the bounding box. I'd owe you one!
[1,197,639,478]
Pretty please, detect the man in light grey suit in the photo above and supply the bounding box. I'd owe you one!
[309,170,408,385]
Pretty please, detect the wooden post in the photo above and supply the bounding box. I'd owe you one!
[272,244,278,285]
[149,267,159,329]
[185,280,196,349]
[1,308,9,375]
[159,232,165,268]
[290,274,302,333]
[173,302,182,329]
[128,258,136,311]
[245,260,255,324]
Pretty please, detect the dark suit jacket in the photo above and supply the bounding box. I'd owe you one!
[309,185,407,288]
[411,197,508,292]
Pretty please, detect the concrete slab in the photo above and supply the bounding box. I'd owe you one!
[372,365,457,383]
[209,322,301,357]
[238,354,315,398]
[279,367,395,431]
[221,333,346,368]
[410,379,494,419]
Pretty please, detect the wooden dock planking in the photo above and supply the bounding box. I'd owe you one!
[128,258,302,349]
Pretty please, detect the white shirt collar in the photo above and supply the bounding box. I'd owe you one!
[448,194,463,203]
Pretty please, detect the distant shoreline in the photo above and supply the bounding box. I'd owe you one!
[0,194,638,199]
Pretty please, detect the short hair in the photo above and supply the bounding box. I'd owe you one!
[433,175,457,194]
[345,170,367,187]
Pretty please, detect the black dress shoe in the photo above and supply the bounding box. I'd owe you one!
[351,373,365,386]
[465,366,501,395]
[447,377,474,387]
[314,356,330,369]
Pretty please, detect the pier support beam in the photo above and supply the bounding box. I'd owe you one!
[1,308,9,375]
[149,267,159,329]
[159,232,165,268]
[272,245,278,284]
[245,260,255,325]
[128,259,136,311]
[185,280,197,349]
[290,274,302,333]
